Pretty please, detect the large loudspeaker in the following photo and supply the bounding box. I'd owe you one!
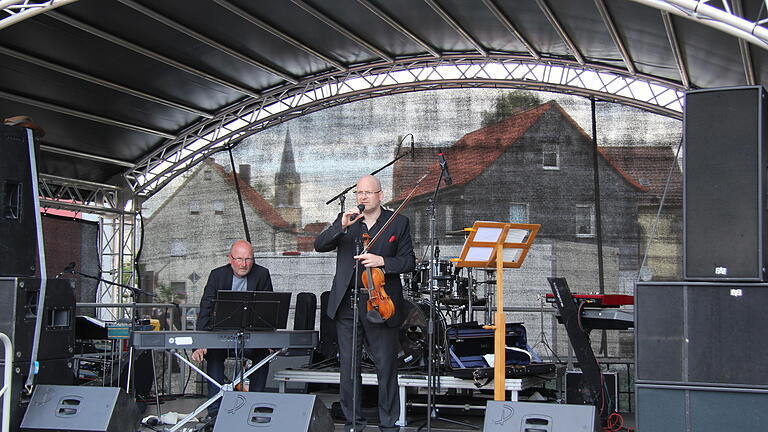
[684,86,768,280]
[636,385,768,432]
[636,282,768,386]
[483,401,595,432]
[20,385,140,432]
[0,277,75,361]
[212,392,333,432]
[0,124,39,276]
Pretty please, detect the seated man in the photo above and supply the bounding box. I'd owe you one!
[191,240,273,417]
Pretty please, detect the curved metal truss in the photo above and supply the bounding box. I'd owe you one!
[126,56,686,198]
[629,0,768,50]
[0,0,79,30]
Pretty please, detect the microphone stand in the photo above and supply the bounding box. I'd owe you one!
[417,165,476,432]
[65,267,154,399]
[351,237,362,432]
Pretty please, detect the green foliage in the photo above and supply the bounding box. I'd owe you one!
[155,282,186,303]
[481,91,542,127]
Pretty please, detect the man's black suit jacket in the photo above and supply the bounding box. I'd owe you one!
[196,263,274,331]
[314,208,415,327]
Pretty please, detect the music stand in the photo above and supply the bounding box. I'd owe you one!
[212,291,291,331]
[453,221,539,401]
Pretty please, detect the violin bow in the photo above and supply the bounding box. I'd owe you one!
[363,173,429,253]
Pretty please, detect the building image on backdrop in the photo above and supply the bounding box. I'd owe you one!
[140,89,682,367]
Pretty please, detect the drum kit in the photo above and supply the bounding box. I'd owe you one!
[393,259,497,370]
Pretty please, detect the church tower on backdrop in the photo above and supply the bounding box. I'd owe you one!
[274,128,302,228]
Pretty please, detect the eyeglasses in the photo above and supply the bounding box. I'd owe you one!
[229,256,253,263]
[354,190,381,197]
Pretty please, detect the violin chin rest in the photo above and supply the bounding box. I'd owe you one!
[366,309,386,324]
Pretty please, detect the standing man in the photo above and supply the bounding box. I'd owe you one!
[191,240,273,418]
[315,175,415,432]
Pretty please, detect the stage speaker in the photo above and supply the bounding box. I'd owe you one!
[0,277,75,361]
[0,124,40,276]
[265,350,313,393]
[483,401,595,432]
[684,86,768,280]
[212,392,333,432]
[19,385,139,432]
[636,385,768,432]
[636,282,768,386]
[0,358,75,432]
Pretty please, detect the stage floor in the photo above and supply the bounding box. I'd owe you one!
[135,391,635,431]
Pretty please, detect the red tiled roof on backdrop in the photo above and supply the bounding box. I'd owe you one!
[208,161,293,230]
[389,101,647,204]
[599,146,683,206]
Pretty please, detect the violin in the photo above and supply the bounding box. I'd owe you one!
[361,232,395,323]
[356,173,428,323]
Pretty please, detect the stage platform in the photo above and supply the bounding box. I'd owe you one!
[273,368,549,426]
[134,391,635,431]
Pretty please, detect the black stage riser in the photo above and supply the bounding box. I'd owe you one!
[0,124,40,276]
[0,277,75,361]
[20,385,140,432]
[684,86,768,281]
[0,359,75,432]
[483,401,596,432]
[636,282,768,386]
[212,392,333,432]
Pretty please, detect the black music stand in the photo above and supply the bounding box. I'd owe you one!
[212,290,291,331]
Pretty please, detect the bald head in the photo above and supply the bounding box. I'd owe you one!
[228,240,254,277]
[356,175,383,211]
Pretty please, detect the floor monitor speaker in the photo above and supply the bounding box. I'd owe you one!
[484,401,596,432]
[0,359,75,432]
[684,86,768,280]
[212,392,333,432]
[20,385,140,432]
[0,124,40,276]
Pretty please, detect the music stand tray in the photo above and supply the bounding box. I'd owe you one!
[212,291,292,331]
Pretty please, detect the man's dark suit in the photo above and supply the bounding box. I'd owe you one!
[315,208,415,432]
[196,263,273,416]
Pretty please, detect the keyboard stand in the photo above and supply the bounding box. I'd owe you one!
[166,348,283,432]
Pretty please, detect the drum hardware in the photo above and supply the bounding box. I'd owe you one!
[362,300,447,371]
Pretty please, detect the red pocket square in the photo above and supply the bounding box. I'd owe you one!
[389,235,396,243]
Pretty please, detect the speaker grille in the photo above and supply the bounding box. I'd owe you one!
[683,86,767,280]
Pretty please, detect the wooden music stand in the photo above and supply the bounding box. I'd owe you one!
[452,221,540,401]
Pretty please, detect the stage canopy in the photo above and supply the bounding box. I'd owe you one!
[2,0,767,207]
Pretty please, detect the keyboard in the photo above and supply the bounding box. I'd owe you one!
[132,330,317,350]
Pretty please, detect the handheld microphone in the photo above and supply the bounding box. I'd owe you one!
[349,204,365,221]
[438,152,452,185]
